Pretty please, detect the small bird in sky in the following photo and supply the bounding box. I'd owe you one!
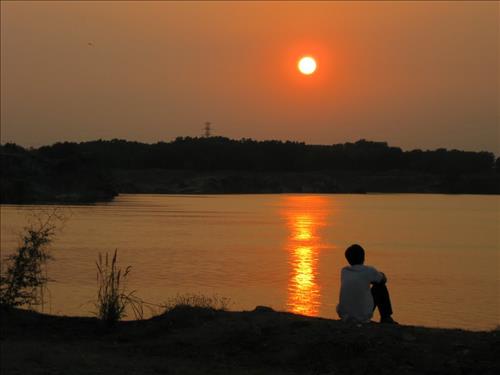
[87,42,94,47]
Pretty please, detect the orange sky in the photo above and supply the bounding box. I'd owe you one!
[1,1,498,153]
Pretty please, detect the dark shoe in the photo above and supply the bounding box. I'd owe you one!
[380,316,398,324]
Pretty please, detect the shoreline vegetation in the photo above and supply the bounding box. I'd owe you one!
[1,138,499,204]
[1,305,499,375]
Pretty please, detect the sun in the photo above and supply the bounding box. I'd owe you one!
[298,56,317,75]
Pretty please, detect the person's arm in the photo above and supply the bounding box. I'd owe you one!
[369,267,386,284]
[379,272,387,283]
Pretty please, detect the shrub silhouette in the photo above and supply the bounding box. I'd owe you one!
[0,210,63,308]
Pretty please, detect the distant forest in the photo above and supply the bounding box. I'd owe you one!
[4,137,499,172]
[1,137,499,203]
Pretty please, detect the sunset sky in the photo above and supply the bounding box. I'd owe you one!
[1,1,498,153]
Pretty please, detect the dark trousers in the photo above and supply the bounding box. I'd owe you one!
[371,282,393,319]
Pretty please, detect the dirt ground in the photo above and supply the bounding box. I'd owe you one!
[1,306,499,375]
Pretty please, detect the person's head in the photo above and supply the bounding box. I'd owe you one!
[345,244,365,265]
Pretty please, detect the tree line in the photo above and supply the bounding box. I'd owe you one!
[3,137,498,174]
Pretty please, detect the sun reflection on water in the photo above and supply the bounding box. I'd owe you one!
[285,196,327,316]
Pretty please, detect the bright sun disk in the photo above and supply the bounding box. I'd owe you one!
[298,56,317,75]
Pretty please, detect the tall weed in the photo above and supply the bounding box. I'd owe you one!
[95,249,143,326]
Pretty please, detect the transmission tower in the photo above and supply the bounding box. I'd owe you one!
[204,121,211,137]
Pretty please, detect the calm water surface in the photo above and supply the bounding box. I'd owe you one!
[1,194,499,331]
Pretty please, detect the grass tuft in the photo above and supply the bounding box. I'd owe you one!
[162,293,232,313]
[95,249,143,326]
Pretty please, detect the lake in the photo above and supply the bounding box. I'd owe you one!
[1,194,498,331]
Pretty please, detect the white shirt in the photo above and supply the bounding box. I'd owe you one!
[337,264,384,323]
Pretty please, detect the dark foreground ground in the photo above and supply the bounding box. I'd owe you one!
[1,306,499,375]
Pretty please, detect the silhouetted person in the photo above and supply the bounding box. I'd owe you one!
[337,244,397,324]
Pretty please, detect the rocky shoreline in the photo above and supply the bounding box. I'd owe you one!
[112,169,500,195]
[3,169,498,205]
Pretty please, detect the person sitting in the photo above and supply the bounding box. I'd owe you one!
[337,244,397,324]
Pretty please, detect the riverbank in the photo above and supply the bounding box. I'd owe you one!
[1,306,498,375]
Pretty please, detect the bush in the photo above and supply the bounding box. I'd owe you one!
[0,210,63,308]
[95,249,143,326]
